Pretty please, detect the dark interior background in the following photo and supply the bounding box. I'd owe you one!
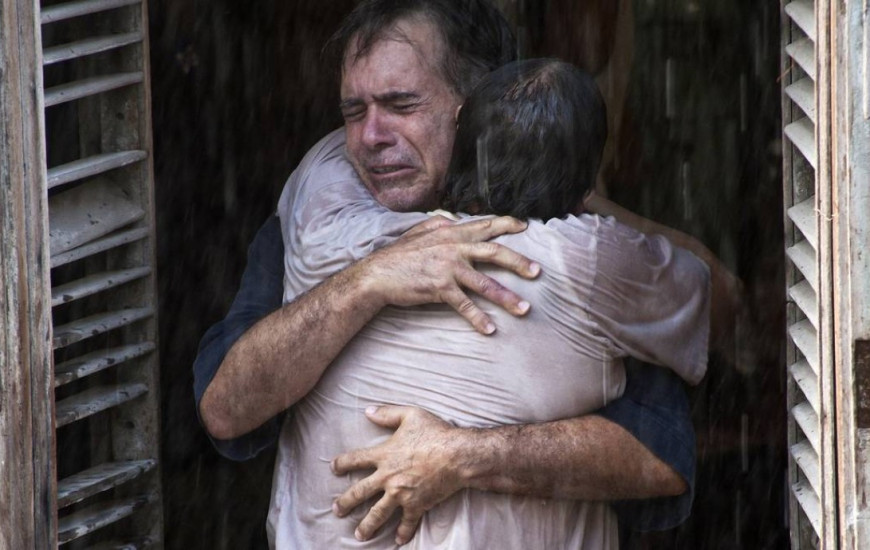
[148,1,788,548]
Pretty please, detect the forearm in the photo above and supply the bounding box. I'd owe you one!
[200,261,383,440]
[332,375,692,541]
[201,215,535,441]
[459,415,686,501]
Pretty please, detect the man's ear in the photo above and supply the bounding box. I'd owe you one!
[454,104,463,125]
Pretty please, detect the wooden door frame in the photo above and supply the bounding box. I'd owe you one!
[0,0,57,547]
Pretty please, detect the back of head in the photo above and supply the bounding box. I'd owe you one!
[445,59,607,221]
[325,0,517,97]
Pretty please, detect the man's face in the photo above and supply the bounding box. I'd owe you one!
[340,19,463,212]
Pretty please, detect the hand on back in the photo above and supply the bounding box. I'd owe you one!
[357,216,540,335]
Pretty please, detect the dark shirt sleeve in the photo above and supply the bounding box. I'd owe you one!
[192,215,286,461]
[598,357,696,532]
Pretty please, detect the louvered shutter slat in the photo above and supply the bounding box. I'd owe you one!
[41,0,140,24]
[47,150,147,189]
[790,441,821,496]
[787,197,817,248]
[48,179,144,257]
[784,0,816,42]
[793,402,821,455]
[53,307,154,349]
[50,226,149,268]
[55,383,149,427]
[44,72,143,107]
[54,342,155,387]
[58,494,156,544]
[786,240,818,290]
[785,78,816,123]
[784,117,817,168]
[785,38,816,80]
[42,32,142,65]
[792,480,822,536]
[57,460,156,508]
[51,267,151,307]
[789,281,818,328]
[790,359,819,411]
[788,319,819,371]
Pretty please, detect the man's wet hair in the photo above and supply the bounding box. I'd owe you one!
[444,58,608,221]
[325,0,516,98]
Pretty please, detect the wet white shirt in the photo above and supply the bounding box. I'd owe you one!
[270,129,710,549]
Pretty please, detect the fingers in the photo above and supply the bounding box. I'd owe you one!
[331,447,375,476]
[451,216,528,242]
[403,215,454,238]
[453,262,532,317]
[460,240,541,280]
[395,510,424,545]
[363,404,409,429]
[333,473,382,518]
[442,286,496,335]
[440,255,535,333]
[354,494,398,542]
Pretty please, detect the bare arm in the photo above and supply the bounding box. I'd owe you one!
[199,217,540,440]
[332,405,686,544]
[464,416,684,500]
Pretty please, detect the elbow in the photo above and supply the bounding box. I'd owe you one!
[663,473,689,497]
[199,389,239,441]
[638,454,689,498]
[653,467,689,497]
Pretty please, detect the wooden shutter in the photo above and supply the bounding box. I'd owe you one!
[40,0,163,546]
[781,0,837,547]
[830,3,870,549]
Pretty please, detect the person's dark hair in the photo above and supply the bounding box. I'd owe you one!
[444,59,607,221]
[324,0,516,98]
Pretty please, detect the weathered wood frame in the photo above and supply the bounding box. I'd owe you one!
[832,1,870,548]
[815,0,839,546]
[0,0,57,547]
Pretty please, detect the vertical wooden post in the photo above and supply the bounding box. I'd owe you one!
[0,0,56,548]
[832,1,870,548]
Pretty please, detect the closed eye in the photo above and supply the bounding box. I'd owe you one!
[390,102,418,113]
[378,91,423,114]
[341,108,365,122]
[339,98,366,122]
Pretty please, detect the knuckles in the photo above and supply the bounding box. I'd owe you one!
[365,505,389,524]
[454,297,476,314]
[350,483,369,502]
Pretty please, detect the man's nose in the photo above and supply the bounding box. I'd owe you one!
[360,109,396,149]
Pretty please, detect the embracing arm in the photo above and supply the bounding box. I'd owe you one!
[200,253,385,440]
[199,216,539,440]
[192,216,285,460]
[461,360,692,508]
[332,359,693,543]
[415,412,685,502]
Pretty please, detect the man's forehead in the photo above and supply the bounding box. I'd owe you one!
[342,18,444,76]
